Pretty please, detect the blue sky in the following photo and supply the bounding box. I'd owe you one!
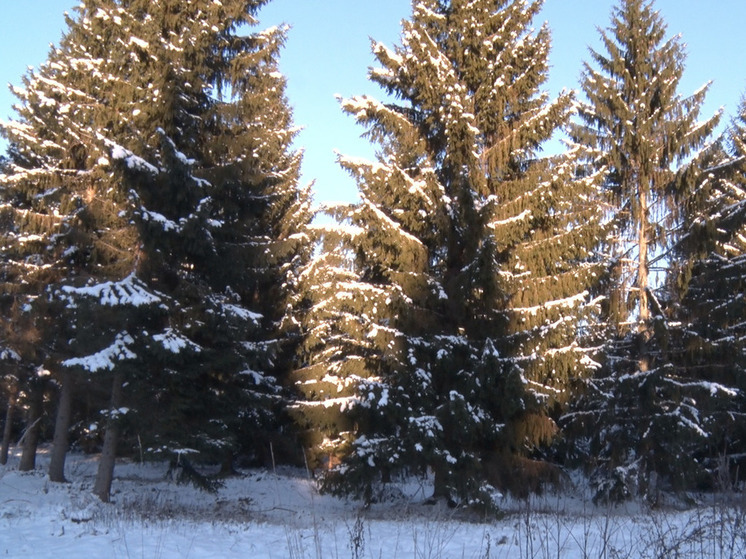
[2,1,745,206]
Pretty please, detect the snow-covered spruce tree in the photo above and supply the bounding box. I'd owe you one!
[113,11,311,471]
[0,0,142,476]
[666,99,746,486]
[0,0,309,497]
[293,0,605,506]
[565,0,721,500]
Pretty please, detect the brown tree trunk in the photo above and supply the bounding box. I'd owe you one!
[93,371,124,502]
[49,371,74,482]
[1,385,18,465]
[638,188,650,327]
[638,187,651,371]
[18,382,44,472]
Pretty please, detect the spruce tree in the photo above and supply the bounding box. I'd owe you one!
[667,99,746,485]
[0,0,309,496]
[293,0,605,506]
[566,0,721,499]
[0,2,137,475]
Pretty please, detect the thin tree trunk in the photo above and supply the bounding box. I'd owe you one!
[49,371,74,482]
[638,187,650,372]
[18,383,44,472]
[1,385,18,465]
[93,371,124,502]
[638,188,650,326]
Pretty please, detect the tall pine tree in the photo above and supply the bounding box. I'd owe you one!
[566,0,722,500]
[0,0,309,497]
[293,0,605,507]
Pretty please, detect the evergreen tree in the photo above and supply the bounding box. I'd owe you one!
[0,0,309,496]
[0,1,134,475]
[667,99,746,486]
[566,0,721,500]
[293,0,605,507]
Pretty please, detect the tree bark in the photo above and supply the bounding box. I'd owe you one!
[1,385,18,465]
[49,371,74,482]
[18,382,44,472]
[637,187,651,372]
[93,371,124,502]
[432,464,450,501]
[638,188,650,326]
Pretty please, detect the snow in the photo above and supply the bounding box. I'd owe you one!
[221,303,263,324]
[513,291,590,315]
[0,347,21,361]
[335,149,387,175]
[488,208,532,229]
[298,395,358,411]
[1,450,745,558]
[372,40,403,65]
[153,328,202,354]
[362,196,425,248]
[59,274,163,308]
[109,142,159,175]
[62,332,136,372]
[128,36,150,50]
[16,233,44,244]
[140,207,179,231]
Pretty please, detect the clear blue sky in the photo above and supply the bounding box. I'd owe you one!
[2,1,745,206]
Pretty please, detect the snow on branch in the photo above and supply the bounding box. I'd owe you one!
[218,301,263,324]
[157,127,196,166]
[139,208,179,232]
[307,222,365,239]
[360,197,425,248]
[34,75,93,102]
[512,291,590,315]
[488,209,532,229]
[153,328,202,354]
[662,377,739,398]
[336,151,388,176]
[372,41,404,66]
[412,2,446,21]
[0,347,21,361]
[59,274,164,308]
[62,332,136,372]
[295,395,360,412]
[102,137,159,175]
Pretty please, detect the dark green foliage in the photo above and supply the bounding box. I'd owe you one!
[664,99,746,486]
[293,0,605,508]
[569,0,719,334]
[564,0,724,501]
[0,0,310,488]
[3,0,744,505]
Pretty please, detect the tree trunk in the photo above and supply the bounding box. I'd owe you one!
[638,188,650,326]
[219,451,236,477]
[637,187,651,371]
[48,371,74,482]
[18,383,44,472]
[432,465,450,501]
[1,385,18,465]
[93,371,124,502]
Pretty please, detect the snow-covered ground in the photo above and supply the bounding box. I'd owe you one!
[1,448,744,558]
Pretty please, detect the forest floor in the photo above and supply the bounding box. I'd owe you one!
[1,447,745,558]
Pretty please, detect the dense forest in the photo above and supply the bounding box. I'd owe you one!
[1,0,744,510]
